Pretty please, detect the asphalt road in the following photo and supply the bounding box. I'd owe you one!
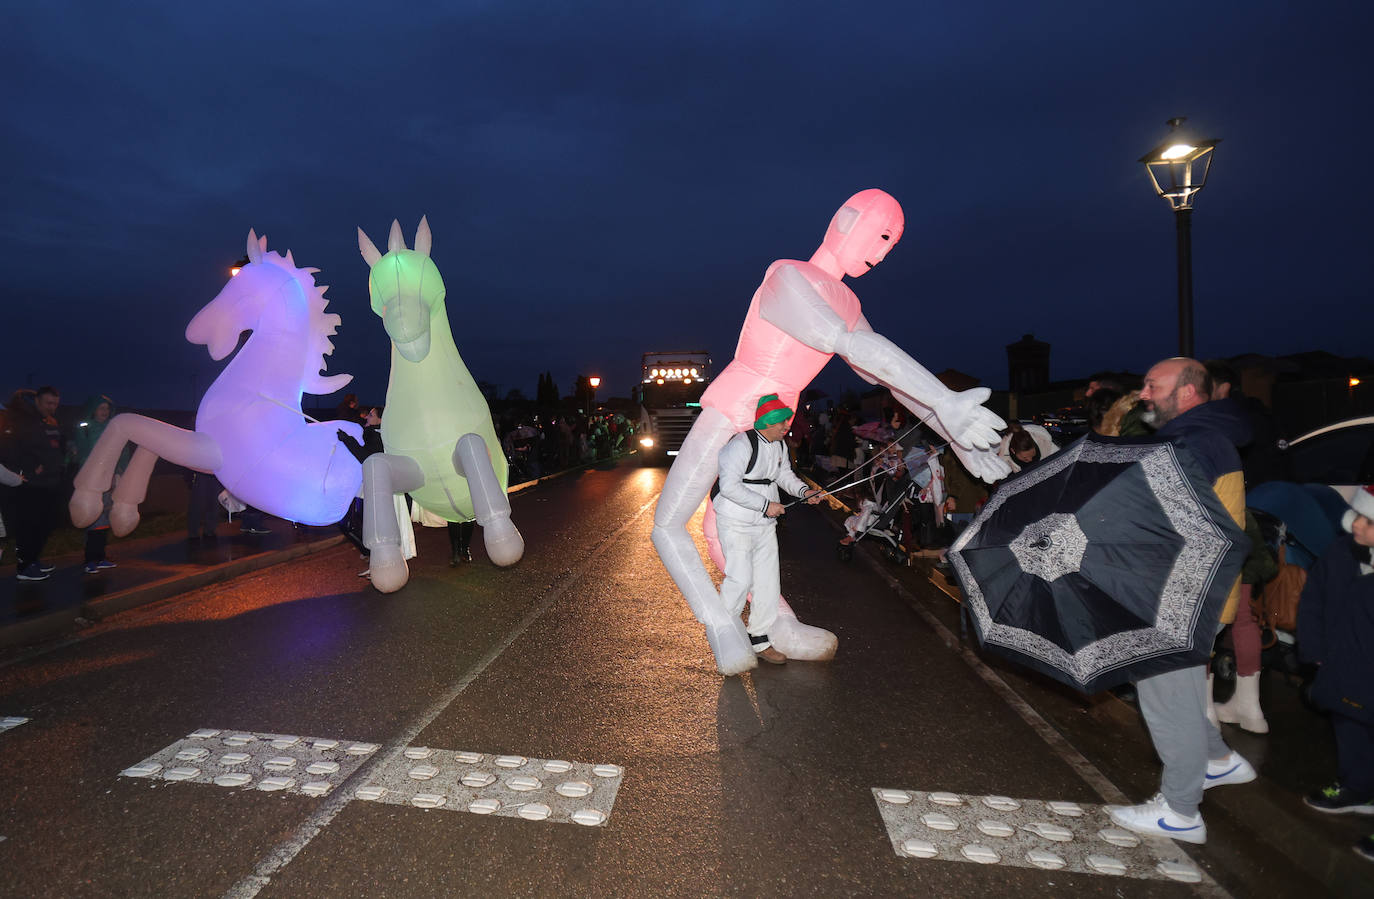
[0,459,1365,897]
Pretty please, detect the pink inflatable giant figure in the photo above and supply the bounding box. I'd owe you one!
[651,189,1010,676]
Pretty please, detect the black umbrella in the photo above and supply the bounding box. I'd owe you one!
[948,432,1248,693]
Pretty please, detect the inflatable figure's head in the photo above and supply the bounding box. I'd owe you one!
[358,217,445,363]
[815,189,905,279]
[187,230,349,395]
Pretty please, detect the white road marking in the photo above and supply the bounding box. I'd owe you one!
[223,496,657,899]
[120,729,624,826]
[1,716,30,733]
[874,788,1202,882]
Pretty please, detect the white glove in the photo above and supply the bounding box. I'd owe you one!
[953,442,1011,484]
[932,387,1005,451]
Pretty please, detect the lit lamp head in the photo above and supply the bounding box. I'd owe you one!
[1140,117,1221,211]
[589,377,601,389]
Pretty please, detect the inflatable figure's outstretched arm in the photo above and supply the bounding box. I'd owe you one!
[71,414,222,535]
[452,433,524,567]
[362,453,425,593]
[760,264,1004,452]
[887,385,1010,483]
[837,318,1009,482]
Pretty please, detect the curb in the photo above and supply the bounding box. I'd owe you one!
[1,536,346,648]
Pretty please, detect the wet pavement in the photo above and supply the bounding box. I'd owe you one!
[1,519,344,644]
[0,457,1368,897]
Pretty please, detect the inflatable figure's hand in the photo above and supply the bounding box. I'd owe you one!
[952,442,1011,484]
[932,388,1005,451]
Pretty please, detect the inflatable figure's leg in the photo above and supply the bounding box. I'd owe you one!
[72,414,221,535]
[363,453,425,593]
[651,406,755,676]
[453,433,524,567]
[703,500,838,661]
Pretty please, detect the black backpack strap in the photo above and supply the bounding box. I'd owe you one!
[712,429,768,502]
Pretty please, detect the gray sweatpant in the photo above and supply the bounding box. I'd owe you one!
[1134,663,1231,816]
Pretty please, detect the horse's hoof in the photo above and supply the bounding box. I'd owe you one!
[483,520,524,567]
[109,503,141,537]
[369,547,409,593]
[69,490,103,529]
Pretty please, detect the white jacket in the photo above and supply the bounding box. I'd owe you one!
[715,429,810,526]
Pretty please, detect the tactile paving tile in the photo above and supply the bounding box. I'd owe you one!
[119,729,376,796]
[0,717,30,734]
[873,788,1204,883]
[355,748,624,827]
[118,729,625,827]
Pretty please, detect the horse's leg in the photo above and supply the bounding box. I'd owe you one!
[702,498,838,662]
[650,406,755,676]
[362,453,424,593]
[71,414,220,535]
[110,426,220,536]
[71,413,137,527]
[452,433,524,567]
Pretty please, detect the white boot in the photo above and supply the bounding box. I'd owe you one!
[1205,673,1220,729]
[1216,673,1269,734]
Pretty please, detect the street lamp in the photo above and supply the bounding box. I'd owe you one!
[230,255,250,277]
[587,376,601,414]
[1140,117,1220,358]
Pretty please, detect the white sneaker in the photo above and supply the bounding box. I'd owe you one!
[1107,793,1207,844]
[1204,751,1257,789]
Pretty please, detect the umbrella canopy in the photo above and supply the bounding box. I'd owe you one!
[853,421,894,442]
[949,432,1248,693]
[1246,481,1347,569]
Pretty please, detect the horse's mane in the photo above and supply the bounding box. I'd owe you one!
[248,232,345,392]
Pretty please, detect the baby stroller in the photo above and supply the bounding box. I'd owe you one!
[837,467,920,565]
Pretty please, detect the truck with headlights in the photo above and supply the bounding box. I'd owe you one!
[636,351,712,462]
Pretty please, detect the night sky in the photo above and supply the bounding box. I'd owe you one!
[5,1,1371,412]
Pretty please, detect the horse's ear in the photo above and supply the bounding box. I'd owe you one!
[414,216,432,257]
[387,219,406,253]
[246,230,263,264]
[358,228,382,267]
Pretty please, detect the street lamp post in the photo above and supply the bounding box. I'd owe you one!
[1139,117,1220,359]
[587,376,601,414]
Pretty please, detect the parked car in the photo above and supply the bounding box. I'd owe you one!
[1278,414,1374,488]
[1033,406,1089,440]
[1248,416,1374,570]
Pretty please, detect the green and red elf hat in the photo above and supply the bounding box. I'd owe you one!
[754,394,793,430]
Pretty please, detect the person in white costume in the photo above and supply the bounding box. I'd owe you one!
[714,395,822,664]
[651,189,1009,676]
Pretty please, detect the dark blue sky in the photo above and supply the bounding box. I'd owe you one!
[4,1,1371,410]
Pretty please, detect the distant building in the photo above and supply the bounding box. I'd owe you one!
[1006,334,1050,394]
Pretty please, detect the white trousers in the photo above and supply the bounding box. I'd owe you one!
[717,517,781,639]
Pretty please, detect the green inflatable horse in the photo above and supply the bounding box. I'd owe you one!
[357,217,524,591]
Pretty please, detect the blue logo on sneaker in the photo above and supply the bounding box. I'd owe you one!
[1157,818,1201,832]
[1206,764,1240,780]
